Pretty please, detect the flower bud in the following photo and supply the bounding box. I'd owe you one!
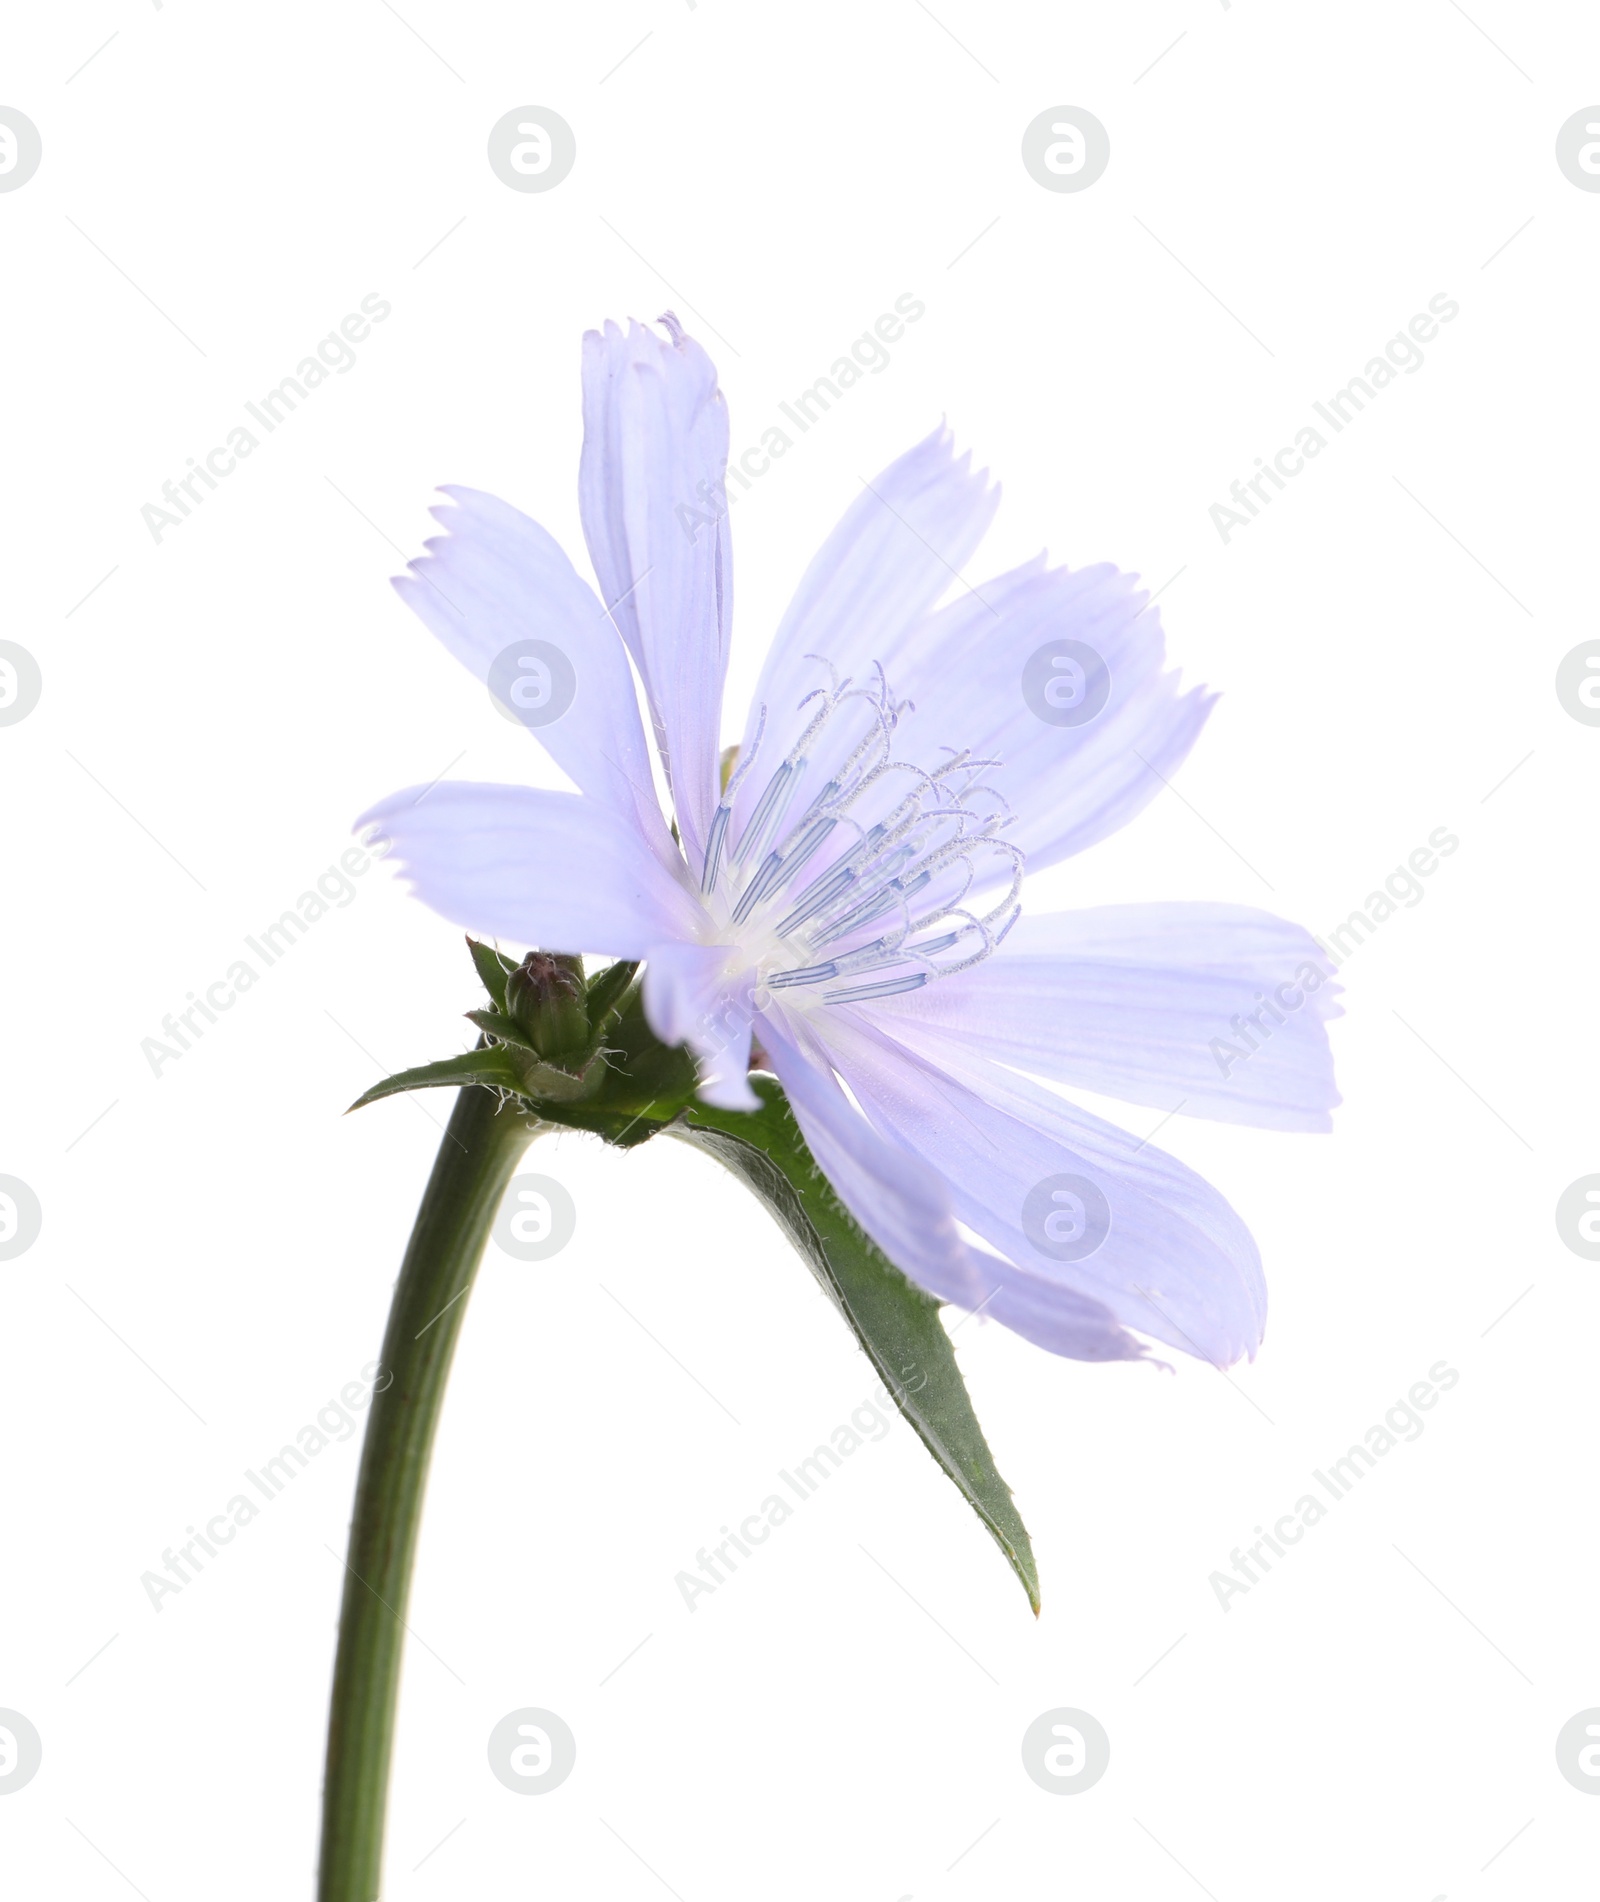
[504,953,589,1060]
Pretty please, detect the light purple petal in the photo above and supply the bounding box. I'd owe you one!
[358,782,703,958]
[758,1012,1144,1363]
[729,425,998,819]
[883,559,1214,875]
[642,941,759,1110]
[877,903,1343,1132]
[392,486,676,865]
[958,1243,1151,1364]
[812,1011,1267,1367]
[579,317,731,868]
[714,543,1208,940]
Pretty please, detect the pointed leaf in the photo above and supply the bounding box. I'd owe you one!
[345,1047,524,1114]
[466,936,519,1012]
[464,1007,541,1052]
[674,1076,1039,1612]
[583,957,639,1031]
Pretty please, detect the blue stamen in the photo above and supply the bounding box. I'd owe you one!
[823,972,929,1005]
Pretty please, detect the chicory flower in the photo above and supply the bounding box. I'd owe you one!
[360,315,1339,1372]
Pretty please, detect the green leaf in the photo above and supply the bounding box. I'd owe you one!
[537,1101,678,1150]
[674,1076,1040,1613]
[582,958,639,1032]
[464,1007,541,1052]
[466,936,519,1012]
[345,1048,524,1114]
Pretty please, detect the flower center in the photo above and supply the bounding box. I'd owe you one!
[698,664,1022,1008]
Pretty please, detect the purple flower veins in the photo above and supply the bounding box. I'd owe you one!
[360,315,1340,1371]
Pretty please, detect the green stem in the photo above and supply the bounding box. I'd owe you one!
[318,1084,537,1902]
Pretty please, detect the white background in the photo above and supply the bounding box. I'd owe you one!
[3,3,1597,1897]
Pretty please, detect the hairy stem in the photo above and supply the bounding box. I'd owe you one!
[318,1085,537,1902]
